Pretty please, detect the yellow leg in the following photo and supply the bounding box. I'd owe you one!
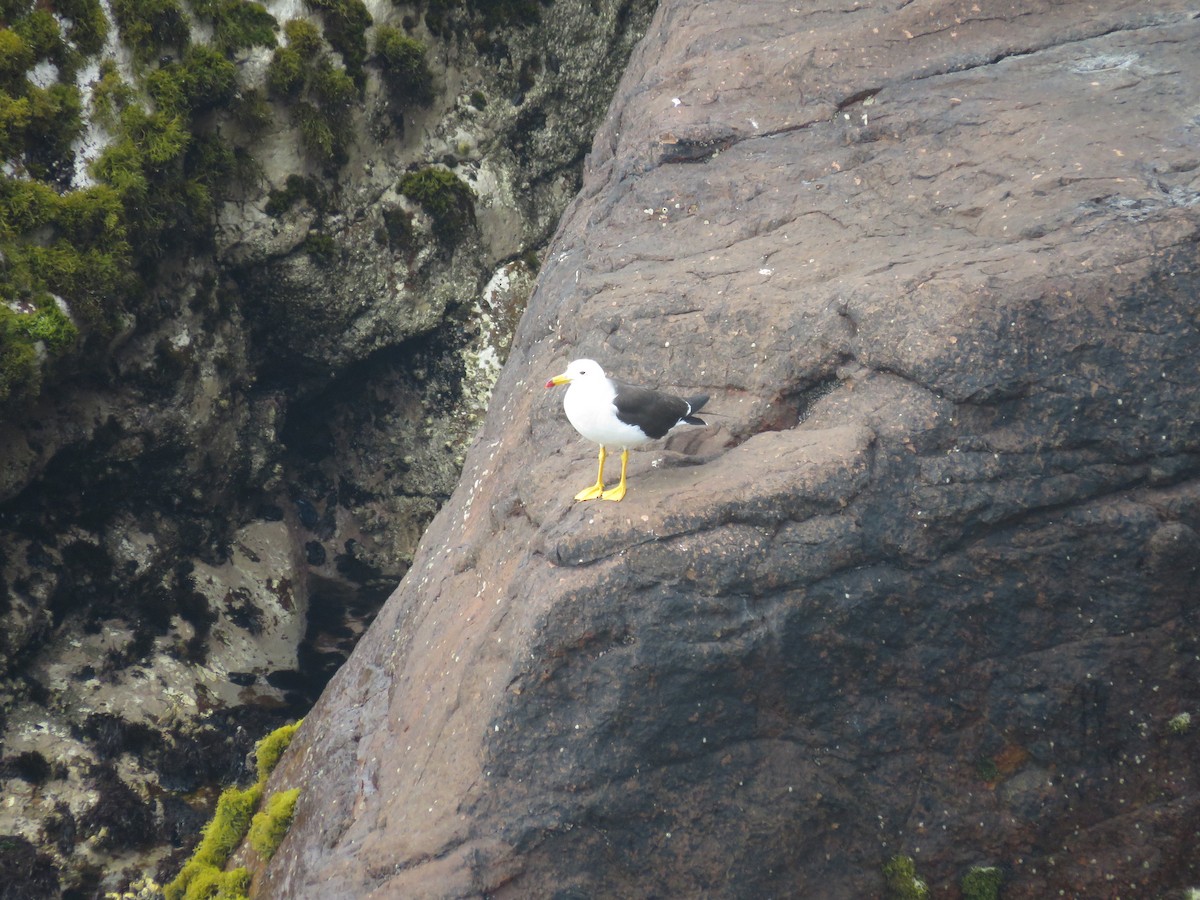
[601,449,629,501]
[574,446,606,501]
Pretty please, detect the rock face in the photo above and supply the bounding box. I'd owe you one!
[256,0,1200,896]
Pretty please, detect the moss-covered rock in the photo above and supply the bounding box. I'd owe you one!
[57,0,110,57]
[109,0,191,66]
[374,25,433,109]
[883,855,929,900]
[164,721,302,900]
[193,0,279,55]
[247,787,300,860]
[399,166,476,243]
[961,865,1004,900]
[254,719,301,781]
[304,0,372,85]
[164,783,261,900]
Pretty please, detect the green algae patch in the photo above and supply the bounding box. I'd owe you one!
[164,720,303,900]
[164,783,262,900]
[247,788,300,861]
[255,719,302,781]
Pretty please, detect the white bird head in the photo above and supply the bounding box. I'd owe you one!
[545,358,606,388]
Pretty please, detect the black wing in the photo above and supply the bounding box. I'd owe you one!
[612,382,706,439]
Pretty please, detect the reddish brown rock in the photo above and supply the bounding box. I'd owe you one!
[254,1,1200,896]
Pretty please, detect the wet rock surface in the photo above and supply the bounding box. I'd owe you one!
[258,1,1200,897]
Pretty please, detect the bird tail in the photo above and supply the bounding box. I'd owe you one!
[682,394,709,426]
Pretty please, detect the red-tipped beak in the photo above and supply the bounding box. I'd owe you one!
[545,379,555,389]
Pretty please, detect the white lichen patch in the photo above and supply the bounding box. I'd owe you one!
[460,260,534,420]
[72,0,135,188]
[29,59,60,89]
[262,0,308,26]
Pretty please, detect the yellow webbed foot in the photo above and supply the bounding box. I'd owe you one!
[574,482,605,501]
[600,449,629,501]
[600,483,626,501]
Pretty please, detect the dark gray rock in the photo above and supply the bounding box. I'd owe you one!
[0,1,656,892]
[256,1,1200,897]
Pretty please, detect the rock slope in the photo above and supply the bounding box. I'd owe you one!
[0,0,655,892]
[257,1,1200,896]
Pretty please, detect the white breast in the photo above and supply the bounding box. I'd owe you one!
[563,377,651,449]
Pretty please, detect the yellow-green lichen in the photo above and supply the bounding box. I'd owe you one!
[247,788,300,860]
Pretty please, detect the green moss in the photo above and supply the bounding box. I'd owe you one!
[255,720,301,782]
[312,56,356,109]
[399,166,476,243]
[469,89,486,109]
[183,44,240,111]
[173,865,250,900]
[147,45,238,116]
[265,174,327,217]
[305,0,372,85]
[228,86,272,134]
[0,93,33,160]
[266,45,304,96]
[301,231,336,264]
[163,783,262,900]
[13,9,68,69]
[0,176,133,335]
[109,0,190,66]
[1169,712,1192,735]
[193,0,278,55]
[883,855,928,900]
[163,721,302,900]
[57,0,110,57]
[283,17,323,55]
[961,865,1003,900]
[15,298,79,350]
[112,103,189,167]
[267,18,357,166]
[24,82,84,179]
[283,17,323,54]
[374,26,433,109]
[1,0,264,413]
[294,100,339,164]
[247,788,300,860]
[90,59,134,127]
[0,29,35,93]
[0,311,41,406]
